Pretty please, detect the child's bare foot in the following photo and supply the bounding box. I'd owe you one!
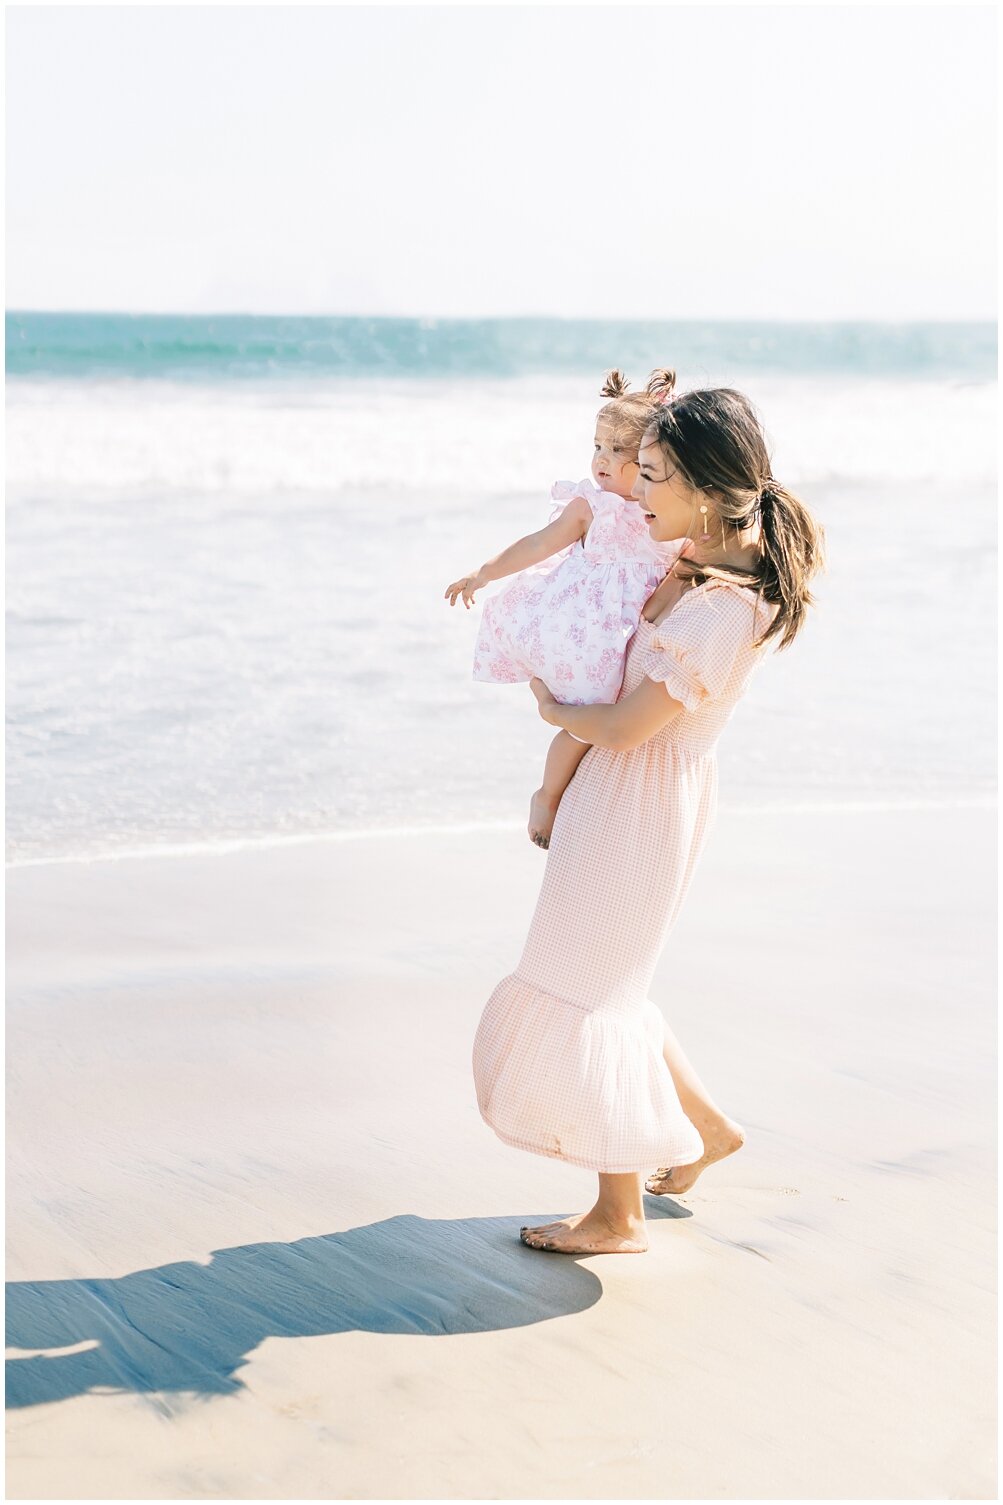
[645,1118,746,1196]
[519,1208,648,1255]
[528,789,559,849]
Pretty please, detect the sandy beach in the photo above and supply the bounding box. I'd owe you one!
[5,806,996,1500]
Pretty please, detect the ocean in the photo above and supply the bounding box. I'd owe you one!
[5,313,997,866]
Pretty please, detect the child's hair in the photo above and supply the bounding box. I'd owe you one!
[597,367,677,453]
[646,387,826,651]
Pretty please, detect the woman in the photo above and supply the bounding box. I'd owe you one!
[472,388,825,1255]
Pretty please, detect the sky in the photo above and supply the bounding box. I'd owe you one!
[5,3,997,320]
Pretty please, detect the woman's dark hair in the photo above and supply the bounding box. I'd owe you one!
[647,387,826,650]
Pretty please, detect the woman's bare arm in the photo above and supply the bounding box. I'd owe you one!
[530,675,685,751]
[445,495,592,607]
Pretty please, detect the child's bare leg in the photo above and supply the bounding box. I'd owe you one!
[528,731,590,849]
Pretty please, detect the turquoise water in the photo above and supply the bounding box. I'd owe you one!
[5,316,997,864]
[6,312,995,382]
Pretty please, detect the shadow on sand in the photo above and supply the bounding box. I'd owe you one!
[7,1209,687,1410]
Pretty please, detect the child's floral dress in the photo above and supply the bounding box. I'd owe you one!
[472,479,685,705]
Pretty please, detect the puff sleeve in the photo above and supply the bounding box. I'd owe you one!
[551,477,596,504]
[549,477,621,525]
[646,585,763,711]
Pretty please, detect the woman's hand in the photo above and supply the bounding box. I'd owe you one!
[444,571,485,608]
[530,677,560,724]
[530,675,685,749]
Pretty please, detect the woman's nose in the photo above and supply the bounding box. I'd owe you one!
[630,476,643,499]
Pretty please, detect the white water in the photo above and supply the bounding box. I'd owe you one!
[6,371,997,863]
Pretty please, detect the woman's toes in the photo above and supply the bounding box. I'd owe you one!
[520,1218,569,1248]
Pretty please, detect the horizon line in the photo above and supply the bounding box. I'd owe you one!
[5,309,998,329]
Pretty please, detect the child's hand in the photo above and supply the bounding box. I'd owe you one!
[444,572,484,608]
[530,677,559,724]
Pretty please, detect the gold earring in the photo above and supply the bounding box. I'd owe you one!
[699,504,711,542]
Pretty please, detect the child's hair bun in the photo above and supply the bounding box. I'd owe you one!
[600,369,631,399]
[645,368,677,403]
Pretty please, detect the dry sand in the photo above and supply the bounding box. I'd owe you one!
[5,807,997,1500]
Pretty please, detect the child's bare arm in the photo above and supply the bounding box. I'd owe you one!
[444,495,592,608]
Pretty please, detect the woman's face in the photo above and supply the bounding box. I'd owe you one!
[631,428,703,543]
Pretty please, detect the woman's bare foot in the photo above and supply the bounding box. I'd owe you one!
[645,1118,746,1196]
[519,1208,648,1255]
[528,789,559,849]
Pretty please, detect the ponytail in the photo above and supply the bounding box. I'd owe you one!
[600,368,630,399]
[645,367,677,404]
[756,481,827,651]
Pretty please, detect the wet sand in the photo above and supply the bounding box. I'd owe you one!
[5,807,997,1499]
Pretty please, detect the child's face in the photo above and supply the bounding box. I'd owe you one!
[591,420,639,498]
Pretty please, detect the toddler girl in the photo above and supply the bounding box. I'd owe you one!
[445,368,687,850]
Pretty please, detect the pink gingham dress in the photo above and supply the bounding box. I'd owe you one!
[472,579,778,1174]
[472,479,684,705]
